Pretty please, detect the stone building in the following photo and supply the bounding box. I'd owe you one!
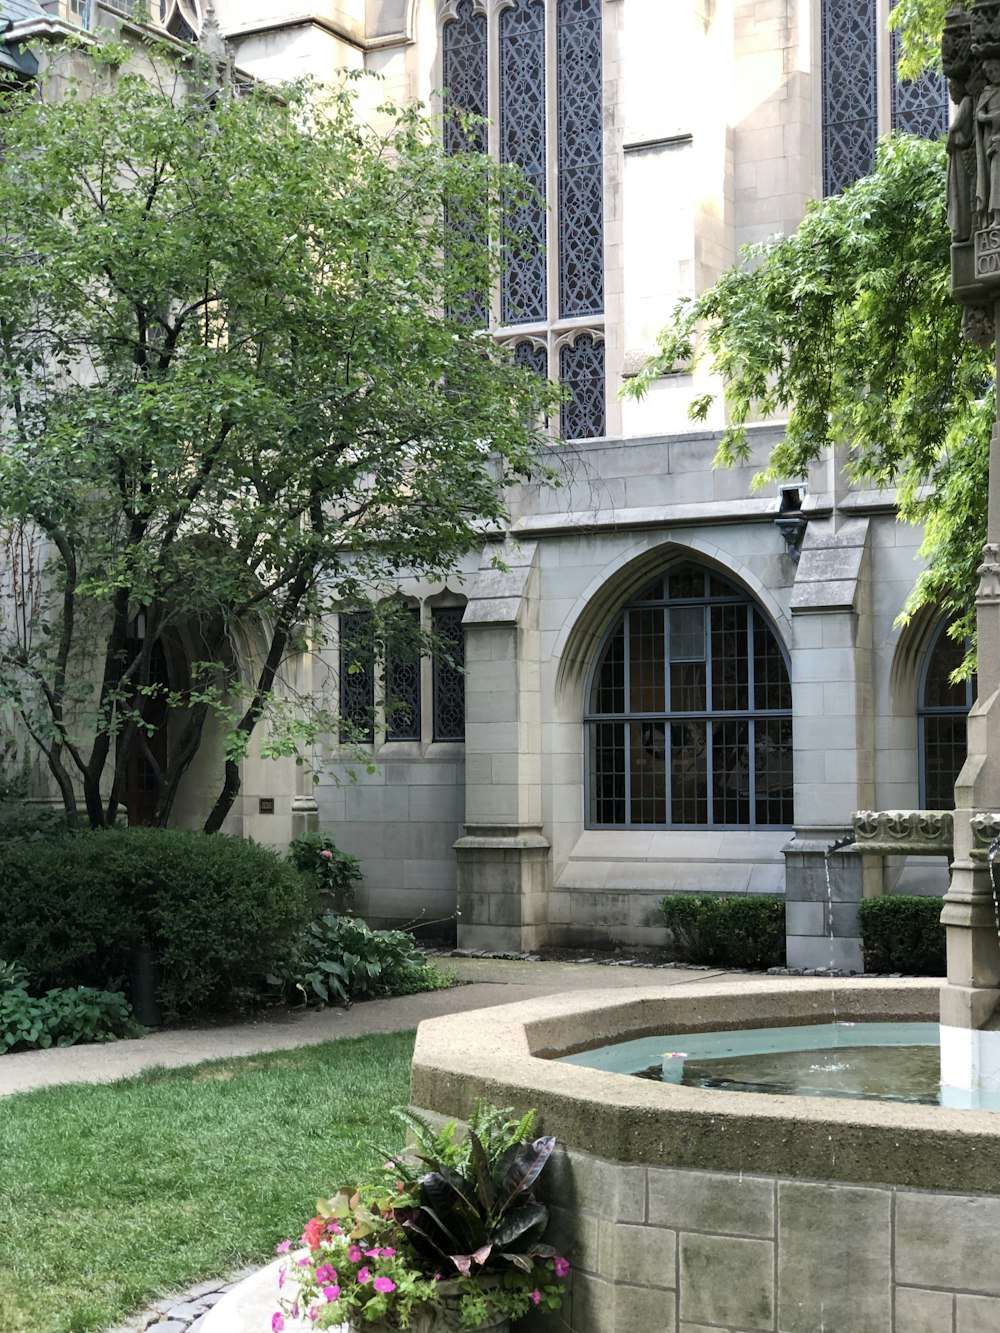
[1,1,965,970]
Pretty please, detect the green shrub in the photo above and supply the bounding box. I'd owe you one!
[0,828,316,1020]
[659,894,786,970]
[288,831,362,915]
[268,912,452,1007]
[0,985,143,1052]
[0,800,75,844]
[856,895,946,975]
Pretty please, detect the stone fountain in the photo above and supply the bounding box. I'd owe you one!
[941,0,1000,1090]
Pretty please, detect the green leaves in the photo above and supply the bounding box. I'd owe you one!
[626,135,991,657]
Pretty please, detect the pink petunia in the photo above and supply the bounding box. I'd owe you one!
[553,1256,570,1278]
[315,1264,337,1284]
[326,1221,343,1235]
[322,1285,341,1302]
[357,1267,371,1284]
[278,1265,287,1290]
[272,1315,285,1333]
[531,1290,541,1306]
[373,1277,396,1294]
[348,1245,363,1263]
[364,1248,381,1259]
[297,1258,311,1268]
[381,1248,396,1258]
[275,1240,292,1254]
[308,1309,319,1323]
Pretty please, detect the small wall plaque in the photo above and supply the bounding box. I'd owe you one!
[258,797,275,815]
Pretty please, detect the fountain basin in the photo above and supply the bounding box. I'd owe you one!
[410,978,1000,1333]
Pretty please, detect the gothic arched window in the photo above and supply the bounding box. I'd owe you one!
[441,0,605,439]
[586,564,794,829]
[919,624,975,810]
[161,0,201,42]
[821,0,948,196]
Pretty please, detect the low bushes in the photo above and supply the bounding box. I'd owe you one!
[288,831,362,915]
[0,828,316,1020]
[659,894,786,970]
[856,895,946,975]
[268,912,452,1007]
[0,977,142,1052]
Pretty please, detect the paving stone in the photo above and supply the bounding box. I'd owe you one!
[895,1286,955,1333]
[958,1293,1000,1332]
[144,1321,188,1333]
[162,1304,207,1320]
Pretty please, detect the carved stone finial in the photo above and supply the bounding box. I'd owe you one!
[944,5,975,83]
[963,302,997,345]
[973,0,1000,61]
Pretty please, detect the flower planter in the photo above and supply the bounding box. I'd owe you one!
[345,1279,509,1333]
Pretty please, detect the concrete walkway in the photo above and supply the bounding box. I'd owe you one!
[0,956,738,1098]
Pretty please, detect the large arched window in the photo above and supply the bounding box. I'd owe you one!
[586,564,793,829]
[919,623,975,810]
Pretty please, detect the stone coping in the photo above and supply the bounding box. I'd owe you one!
[409,978,1000,1196]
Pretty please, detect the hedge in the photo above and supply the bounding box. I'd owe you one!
[856,895,946,976]
[0,828,316,1020]
[658,894,786,970]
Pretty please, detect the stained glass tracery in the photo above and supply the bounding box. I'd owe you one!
[890,2,949,139]
[160,0,201,41]
[560,334,605,439]
[821,0,878,195]
[499,0,548,325]
[557,0,604,319]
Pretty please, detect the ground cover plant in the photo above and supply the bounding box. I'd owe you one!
[0,1031,415,1333]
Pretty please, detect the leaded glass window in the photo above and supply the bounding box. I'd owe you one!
[560,334,606,440]
[823,0,951,197]
[586,564,793,828]
[821,0,878,195]
[339,612,375,743]
[919,625,975,810]
[499,0,547,325]
[557,0,604,319]
[386,608,422,742]
[890,3,949,138]
[433,607,466,742]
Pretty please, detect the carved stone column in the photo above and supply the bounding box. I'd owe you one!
[941,1,1000,1089]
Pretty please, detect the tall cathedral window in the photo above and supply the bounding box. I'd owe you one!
[821,0,948,196]
[586,564,794,829]
[440,0,606,440]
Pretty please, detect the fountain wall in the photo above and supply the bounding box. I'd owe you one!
[410,980,1000,1333]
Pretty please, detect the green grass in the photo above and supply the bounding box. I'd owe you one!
[0,1031,415,1333]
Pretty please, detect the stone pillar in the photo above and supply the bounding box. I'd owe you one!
[783,518,873,972]
[940,2,1000,1090]
[453,542,550,952]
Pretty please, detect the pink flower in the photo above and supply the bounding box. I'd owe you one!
[357,1267,371,1284]
[315,1264,337,1284]
[348,1245,363,1263]
[373,1277,396,1294]
[302,1217,324,1250]
[326,1221,343,1235]
[381,1248,396,1258]
[531,1290,541,1306]
[272,1315,285,1333]
[308,1309,319,1323]
[433,1273,442,1282]
[275,1240,291,1254]
[320,849,333,859]
[297,1258,311,1268]
[364,1248,381,1259]
[553,1256,570,1278]
[322,1285,341,1302]
[278,1265,287,1290]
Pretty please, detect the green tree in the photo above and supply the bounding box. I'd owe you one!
[625,130,990,667]
[0,42,558,830]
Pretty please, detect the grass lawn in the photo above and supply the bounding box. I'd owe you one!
[0,1031,415,1333]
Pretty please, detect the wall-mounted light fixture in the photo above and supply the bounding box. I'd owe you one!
[775,484,808,561]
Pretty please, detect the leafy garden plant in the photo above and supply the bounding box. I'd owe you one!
[275,1107,569,1330]
[0,977,142,1053]
[268,914,452,1009]
[289,833,363,916]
